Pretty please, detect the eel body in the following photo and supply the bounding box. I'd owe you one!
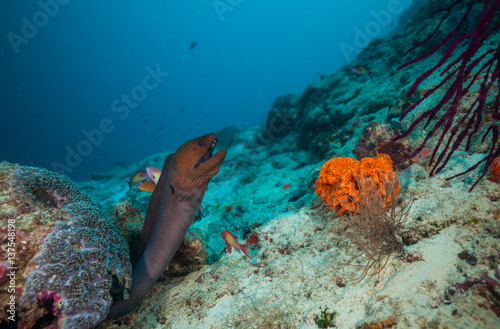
[107,133,226,319]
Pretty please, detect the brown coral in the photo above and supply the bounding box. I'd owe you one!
[341,170,411,281]
[315,154,399,215]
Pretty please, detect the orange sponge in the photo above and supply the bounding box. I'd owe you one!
[315,154,398,215]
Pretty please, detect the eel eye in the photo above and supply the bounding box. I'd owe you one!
[198,140,203,147]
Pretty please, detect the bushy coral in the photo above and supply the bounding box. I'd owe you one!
[341,171,411,281]
[315,154,398,215]
[0,162,132,328]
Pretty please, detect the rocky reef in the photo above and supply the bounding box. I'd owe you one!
[2,0,500,328]
[265,0,499,175]
[0,162,132,329]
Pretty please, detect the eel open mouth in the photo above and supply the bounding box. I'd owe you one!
[194,138,218,168]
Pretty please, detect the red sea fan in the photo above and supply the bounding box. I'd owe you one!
[394,0,500,190]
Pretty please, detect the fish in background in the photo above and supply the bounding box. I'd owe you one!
[189,41,198,50]
[352,65,373,80]
[127,170,148,192]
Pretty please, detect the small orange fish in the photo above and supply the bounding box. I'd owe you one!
[138,181,156,193]
[283,183,291,190]
[220,230,252,259]
[146,166,161,185]
[127,170,148,191]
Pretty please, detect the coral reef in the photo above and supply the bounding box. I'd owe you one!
[0,162,131,329]
[447,273,500,317]
[315,154,398,215]
[85,125,499,329]
[4,1,499,328]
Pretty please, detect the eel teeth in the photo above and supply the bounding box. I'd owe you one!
[195,138,218,168]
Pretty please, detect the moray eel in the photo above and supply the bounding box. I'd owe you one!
[107,133,226,319]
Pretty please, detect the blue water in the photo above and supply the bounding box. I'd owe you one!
[0,0,412,180]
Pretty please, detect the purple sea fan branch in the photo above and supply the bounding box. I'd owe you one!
[402,0,466,64]
[394,0,500,190]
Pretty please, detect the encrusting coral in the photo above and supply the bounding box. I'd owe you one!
[315,154,399,215]
[0,162,132,329]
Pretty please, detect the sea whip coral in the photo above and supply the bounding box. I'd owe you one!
[315,154,399,215]
[394,0,500,190]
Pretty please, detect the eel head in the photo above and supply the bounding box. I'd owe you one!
[170,133,226,199]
